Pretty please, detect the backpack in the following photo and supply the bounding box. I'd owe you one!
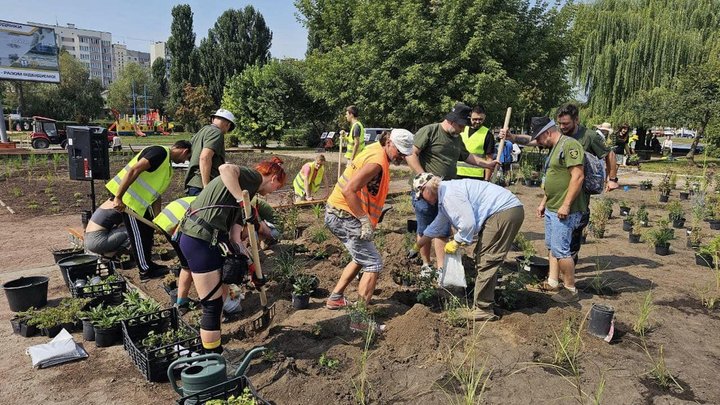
[556,137,606,195]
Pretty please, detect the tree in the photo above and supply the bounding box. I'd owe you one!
[296,0,573,131]
[571,0,720,122]
[174,83,214,133]
[151,57,169,103]
[673,59,720,159]
[167,4,197,110]
[198,6,273,105]
[222,59,330,147]
[107,63,162,115]
[3,51,103,121]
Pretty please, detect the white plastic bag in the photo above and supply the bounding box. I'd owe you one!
[441,252,467,288]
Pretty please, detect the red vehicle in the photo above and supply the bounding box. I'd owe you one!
[30,116,66,149]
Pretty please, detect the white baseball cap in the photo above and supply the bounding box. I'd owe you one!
[390,128,414,156]
[212,108,236,132]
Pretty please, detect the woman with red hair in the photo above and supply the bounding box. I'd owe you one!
[177,157,285,354]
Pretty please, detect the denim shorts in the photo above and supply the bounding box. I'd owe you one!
[411,191,450,237]
[325,209,382,272]
[544,210,584,259]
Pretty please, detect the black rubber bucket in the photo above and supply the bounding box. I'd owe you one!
[2,276,49,312]
[587,303,615,339]
[52,248,83,264]
[58,254,98,288]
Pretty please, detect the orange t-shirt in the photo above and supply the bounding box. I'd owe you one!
[327,143,390,226]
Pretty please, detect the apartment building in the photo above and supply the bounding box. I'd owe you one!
[28,22,113,87]
[149,41,170,78]
[112,43,150,80]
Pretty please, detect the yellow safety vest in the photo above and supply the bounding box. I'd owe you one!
[344,120,365,159]
[153,197,196,234]
[105,146,172,216]
[456,126,489,178]
[293,162,325,197]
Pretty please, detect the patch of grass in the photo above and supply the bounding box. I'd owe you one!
[309,226,330,244]
[552,318,583,370]
[261,349,279,363]
[441,322,492,404]
[273,249,299,286]
[642,344,683,391]
[633,289,654,337]
[50,206,61,214]
[496,270,534,310]
[393,193,414,216]
[352,318,375,405]
[11,187,22,197]
[43,187,53,195]
[639,156,720,176]
[311,203,323,219]
[374,231,386,252]
[27,201,39,210]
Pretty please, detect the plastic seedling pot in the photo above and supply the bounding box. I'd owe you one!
[291,293,310,310]
[654,243,670,256]
[587,303,615,340]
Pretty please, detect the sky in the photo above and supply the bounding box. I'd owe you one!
[1,0,308,59]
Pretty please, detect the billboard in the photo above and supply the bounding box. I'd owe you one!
[0,20,60,83]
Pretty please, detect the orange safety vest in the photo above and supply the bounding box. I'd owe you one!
[327,143,390,226]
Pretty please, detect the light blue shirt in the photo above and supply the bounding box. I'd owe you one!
[423,179,523,244]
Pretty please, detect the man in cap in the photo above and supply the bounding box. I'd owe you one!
[325,129,414,315]
[532,117,585,303]
[184,108,237,196]
[596,122,613,141]
[405,102,499,276]
[178,108,236,312]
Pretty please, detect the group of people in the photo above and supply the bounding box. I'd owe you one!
[84,100,621,352]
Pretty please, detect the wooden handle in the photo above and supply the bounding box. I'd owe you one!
[496,107,512,160]
[242,190,267,306]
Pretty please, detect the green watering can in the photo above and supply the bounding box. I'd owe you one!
[168,346,266,398]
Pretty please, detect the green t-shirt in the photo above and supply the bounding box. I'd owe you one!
[254,197,275,223]
[544,136,588,213]
[414,123,470,179]
[573,126,610,159]
[184,124,226,190]
[179,167,262,242]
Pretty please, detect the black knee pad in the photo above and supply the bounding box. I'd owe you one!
[200,297,223,331]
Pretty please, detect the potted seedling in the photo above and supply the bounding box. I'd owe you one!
[680,179,690,200]
[622,214,635,232]
[636,205,650,227]
[667,201,686,229]
[117,254,136,270]
[530,171,542,187]
[639,180,652,191]
[619,201,631,216]
[11,307,39,338]
[687,225,704,250]
[520,163,533,186]
[643,223,675,256]
[629,227,641,243]
[696,236,720,268]
[515,241,549,280]
[292,274,315,310]
[627,154,640,166]
[599,198,614,219]
[658,174,672,202]
[93,306,122,347]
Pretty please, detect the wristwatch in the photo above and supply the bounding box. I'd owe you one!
[609,177,618,182]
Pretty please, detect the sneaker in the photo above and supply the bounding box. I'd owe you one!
[326,296,351,310]
[139,266,169,281]
[349,319,386,334]
[551,288,579,303]
[528,280,561,293]
[420,264,435,278]
[460,308,499,322]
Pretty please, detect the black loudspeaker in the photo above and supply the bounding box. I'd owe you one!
[67,126,110,180]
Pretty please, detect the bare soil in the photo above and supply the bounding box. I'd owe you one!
[1,156,719,404]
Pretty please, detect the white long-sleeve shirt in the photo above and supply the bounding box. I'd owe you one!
[423,179,523,244]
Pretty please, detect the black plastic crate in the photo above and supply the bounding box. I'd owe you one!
[122,308,201,382]
[177,375,270,405]
[67,260,126,304]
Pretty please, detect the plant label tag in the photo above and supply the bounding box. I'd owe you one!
[603,318,615,343]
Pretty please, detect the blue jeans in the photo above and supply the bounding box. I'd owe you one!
[411,191,450,237]
[544,210,584,259]
[186,186,202,197]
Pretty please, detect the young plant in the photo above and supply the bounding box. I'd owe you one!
[643,344,683,391]
[442,323,492,404]
[666,201,684,221]
[589,206,608,238]
[292,274,316,296]
[318,353,340,371]
[642,224,674,247]
[633,289,654,337]
[443,295,468,328]
[273,249,298,286]
[640,179,652,189]
[658,173,672,195]
[311,203,323,219]
[352,317,375,405]
[636,205,650,226]
[309,226,329,244]
[496,270,533,310]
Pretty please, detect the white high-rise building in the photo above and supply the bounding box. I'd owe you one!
[112,44,150,80]
[149,41,166,64]
[28,22,113,87]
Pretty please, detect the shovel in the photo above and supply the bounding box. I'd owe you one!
[491,107,512,184]
[241,190,275,332]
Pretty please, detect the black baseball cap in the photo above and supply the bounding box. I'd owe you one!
[445,102,471,127]
[530,116,555,140]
